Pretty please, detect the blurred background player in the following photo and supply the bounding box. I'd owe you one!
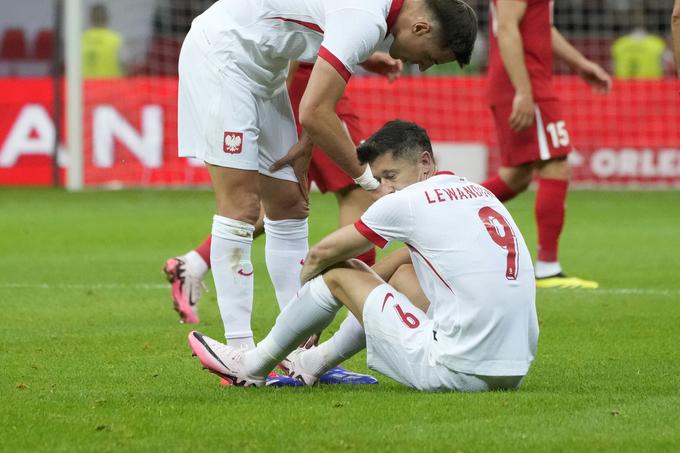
[673,0,680,77]
[81,4,124,78]
[187,120,538,391]
[611,8,668,80]
[481,0,612,289]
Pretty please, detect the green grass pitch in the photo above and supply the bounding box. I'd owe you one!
[1,188,679,451]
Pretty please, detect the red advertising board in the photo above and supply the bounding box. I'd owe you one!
[1,76,678,187]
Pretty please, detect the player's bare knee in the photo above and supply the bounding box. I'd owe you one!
[262,189,309,220]
[539,158,571,180]
[388,264,414,287]
[215,191,260,224]
[499,166,532,193]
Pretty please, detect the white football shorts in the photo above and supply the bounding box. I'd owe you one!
[362,284,524,392]
[177,27,297,182]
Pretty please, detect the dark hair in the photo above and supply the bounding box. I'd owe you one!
[357,120,433,165]
[91,4,109,26]
[426,0,478,67]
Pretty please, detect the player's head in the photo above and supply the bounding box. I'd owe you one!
[90,4,109,27]
[358,119,436,192]
[389,0,478,72]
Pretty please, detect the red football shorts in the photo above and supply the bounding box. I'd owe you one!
[491,100,572,167]
[289,64,362,193]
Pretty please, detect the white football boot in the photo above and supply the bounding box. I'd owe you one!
[187,331,265,387]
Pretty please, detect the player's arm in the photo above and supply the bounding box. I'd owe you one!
[496,0,533,132]
[300,59,386,195]
[672,0,680,78]
[301,224,374,284]
[551,27,611,94]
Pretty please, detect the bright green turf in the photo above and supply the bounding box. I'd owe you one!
[1,188,679,452]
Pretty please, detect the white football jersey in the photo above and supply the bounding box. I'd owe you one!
[190,0,401,96]
[355,172,539,376]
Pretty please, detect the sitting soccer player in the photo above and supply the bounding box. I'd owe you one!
[188,120,539,391]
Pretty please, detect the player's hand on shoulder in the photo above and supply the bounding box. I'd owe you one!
[360,52,403,83]
[509,91,535,132]
[578,61,612,94]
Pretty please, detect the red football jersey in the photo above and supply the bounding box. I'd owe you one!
[487,0,557,105]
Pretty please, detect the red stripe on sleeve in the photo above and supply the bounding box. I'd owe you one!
[354,219,388,248]
[318,46,351,82]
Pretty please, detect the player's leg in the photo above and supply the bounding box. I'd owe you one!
[258,89,310,310]
[163,204,266,325]
[289,259,430,381]
[387,264,430,313]
[209,165,260,350]
[530,101,598,288]
[188,261,381,385]
[481,103,534,200]
[163,235,210,324]
[534,157,569,278]
[176,30,262,338]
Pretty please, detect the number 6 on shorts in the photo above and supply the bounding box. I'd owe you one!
[395,304,421,329]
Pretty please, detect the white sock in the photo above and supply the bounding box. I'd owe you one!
[535,260,562,278]
[264,217,308,310]
[211,215,256,350]
[245,276,341,377]
[181,250,209,277]
[299,314,366,376]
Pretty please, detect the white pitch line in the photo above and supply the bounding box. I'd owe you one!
[0,283,678,297]
[540,288,680,297]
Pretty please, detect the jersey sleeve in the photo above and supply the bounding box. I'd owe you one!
[319,8,386,82]
[354,192,413,249]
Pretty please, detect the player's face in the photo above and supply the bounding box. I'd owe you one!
[389,22,456,72]
[371,151,434,192]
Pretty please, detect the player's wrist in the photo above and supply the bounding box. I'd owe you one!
[354,164,380,191]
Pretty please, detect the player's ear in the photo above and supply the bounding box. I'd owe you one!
[420,151,434,172]
[412,21,432,36]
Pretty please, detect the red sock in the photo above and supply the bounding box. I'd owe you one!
[481,175,517,202]
[195,235,212,269]
[355,248,376,267]
[535,178,568,262]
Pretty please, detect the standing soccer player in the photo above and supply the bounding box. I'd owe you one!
[177,0,477,353]
[188,120,539,391]
[481,0,612,289]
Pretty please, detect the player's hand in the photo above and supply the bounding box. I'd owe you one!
[360,52,403,82]
[578,61,612,94]
[368,182,393,200]
[509,91,535,132]
[270,137,314,201]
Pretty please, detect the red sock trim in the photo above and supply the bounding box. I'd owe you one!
[195,235,212,268]
[355,248,376,267]
[535,178,568,262]
[481,175,517,202]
